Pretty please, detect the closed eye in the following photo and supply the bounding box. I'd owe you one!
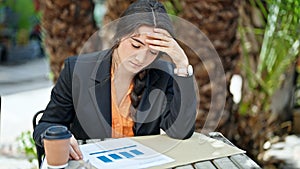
[132,44,140,49]
[150,50,158,55]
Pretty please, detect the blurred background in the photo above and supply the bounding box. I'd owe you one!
[0,0,299,168]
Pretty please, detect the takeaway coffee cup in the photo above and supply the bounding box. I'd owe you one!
[43,126,72,168]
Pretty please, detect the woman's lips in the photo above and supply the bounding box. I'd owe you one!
[130,61,142,67]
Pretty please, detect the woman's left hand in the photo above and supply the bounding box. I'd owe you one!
[69,135,83,160]
[145,28,189,68]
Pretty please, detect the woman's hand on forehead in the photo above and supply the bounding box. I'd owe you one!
[153,28,172,38]
[144,28,189,68]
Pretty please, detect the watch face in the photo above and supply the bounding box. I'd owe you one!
[174,65,193,76]
[187,65,193,76]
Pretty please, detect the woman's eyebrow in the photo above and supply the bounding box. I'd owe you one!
[131,37,145,46]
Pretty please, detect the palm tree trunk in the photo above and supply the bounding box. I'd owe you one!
[40,0,97,83]
[103,0,136,24]
[178,0,240,133]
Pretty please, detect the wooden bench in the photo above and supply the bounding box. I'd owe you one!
[174,132,261,169]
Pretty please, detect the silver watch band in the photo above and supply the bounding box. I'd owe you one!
[174,65,193,76]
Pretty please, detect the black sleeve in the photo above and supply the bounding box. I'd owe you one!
[160,74,197,139]
[33,58,75,147]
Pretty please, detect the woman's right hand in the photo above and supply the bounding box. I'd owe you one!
[146,28,189,69]
[69,135,83,160]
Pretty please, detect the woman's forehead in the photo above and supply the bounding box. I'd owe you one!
[134,26,155,36]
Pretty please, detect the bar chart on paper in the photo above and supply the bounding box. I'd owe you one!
[80,138,174,169]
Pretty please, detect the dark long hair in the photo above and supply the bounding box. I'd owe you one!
[113,0,174,108]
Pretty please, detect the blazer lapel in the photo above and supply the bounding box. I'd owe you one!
[88,49,113,138]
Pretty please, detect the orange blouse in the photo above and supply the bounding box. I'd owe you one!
[111,69,135,138]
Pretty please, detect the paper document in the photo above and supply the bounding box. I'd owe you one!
[80,138,174,169]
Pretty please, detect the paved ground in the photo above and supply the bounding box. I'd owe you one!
[0,58,52,95]
[0,58,53,169]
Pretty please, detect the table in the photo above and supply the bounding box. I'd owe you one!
[176,132,261,169]
[42,132,261,169]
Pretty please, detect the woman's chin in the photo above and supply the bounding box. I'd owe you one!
[123,65,141,74]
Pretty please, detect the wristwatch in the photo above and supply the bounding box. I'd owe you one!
[174,65,193,77]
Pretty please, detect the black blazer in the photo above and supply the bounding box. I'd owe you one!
[33,49,197,147]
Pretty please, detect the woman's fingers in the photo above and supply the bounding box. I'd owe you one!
[146,33,170,42]
[145,39,169,47]
[69,146,79,160]
[148,44,167,52]
[147,28,189,67]
[69,136,83,160]
[153,28,172,37]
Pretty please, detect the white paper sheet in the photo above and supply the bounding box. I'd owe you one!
[80,138,174,169]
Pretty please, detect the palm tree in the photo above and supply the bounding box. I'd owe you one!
[236,0,300,165]
[102,0,136,24]
[40,0,98,82]
[174,0,240,133]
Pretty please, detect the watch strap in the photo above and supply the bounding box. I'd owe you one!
[174,65,193,77]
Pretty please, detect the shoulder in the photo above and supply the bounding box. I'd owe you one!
[64,49,112,69]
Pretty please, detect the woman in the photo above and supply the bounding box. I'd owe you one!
[33,0,197,161]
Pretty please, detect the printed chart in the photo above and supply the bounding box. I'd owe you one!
[80,138,174,169]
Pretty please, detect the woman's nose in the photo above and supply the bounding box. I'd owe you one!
[135,50,147,63]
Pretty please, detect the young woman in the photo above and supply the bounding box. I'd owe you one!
[33,0,197,161]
